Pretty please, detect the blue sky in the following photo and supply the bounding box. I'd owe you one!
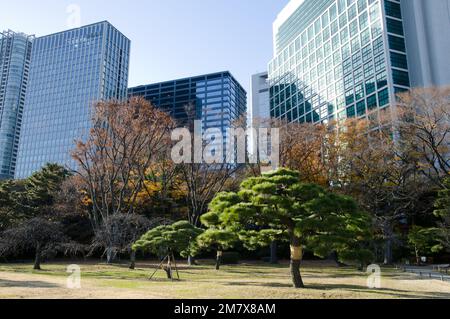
[1,0,289,94]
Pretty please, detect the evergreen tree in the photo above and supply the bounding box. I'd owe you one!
[208,168,372,288]
[433,178,450,251]
[25,163,70,211]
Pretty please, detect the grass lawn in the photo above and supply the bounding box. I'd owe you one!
[0,260,449,299]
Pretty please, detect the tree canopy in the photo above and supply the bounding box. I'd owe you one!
[207,168,373,288]
[133,221,203,258]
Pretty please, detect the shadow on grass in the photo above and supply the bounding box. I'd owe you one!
[223,280,450,299]
[0,279,59,288]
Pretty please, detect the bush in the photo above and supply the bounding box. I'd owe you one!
[221,252,240,265]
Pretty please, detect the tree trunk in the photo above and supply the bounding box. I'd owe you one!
[106,247,115,264]
[129,250,136,270]
[215,250,223,270]
[270,241,278,264]
[164,254,173,279]
[384,238,393,265]
[33,245,41,270]
[290,236,304,288]
[187,255,196,266]
[383,224,394,265]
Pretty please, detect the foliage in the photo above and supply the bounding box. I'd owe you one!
[397,87,450,187]
[0,218,81,270]
[207,168,373,287]
[72,97,175,230]
[407,226,442,263]
[133,221,203,258]
[0,164,69,230]
[433,178,450,251]
[24,163,70,211]
[89,214,160,263]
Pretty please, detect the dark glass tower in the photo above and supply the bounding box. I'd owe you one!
[15,21,130,179]
[129,71,247,155]
[0,30,34,180]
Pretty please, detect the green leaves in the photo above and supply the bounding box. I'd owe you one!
[205,168,373,265]
[133,221,203,258]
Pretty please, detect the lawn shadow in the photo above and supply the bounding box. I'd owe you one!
[223,280,450,299]
[304,282,450,299]
[0,279,60,288]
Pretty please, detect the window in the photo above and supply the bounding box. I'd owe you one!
[374,54,385,72]
[385,0,402,19]
[393,69,410,86]
[376,71,388,89]
[386,18,404,36]
[367,94,377,110]
[357,100,366,116]
[347,105,356,118]
[389,35,406,52]
[391,52,408,69]
[365,78,376,95]
[378,88,389,106]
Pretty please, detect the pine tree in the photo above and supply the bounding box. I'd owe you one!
[208,168,373,288]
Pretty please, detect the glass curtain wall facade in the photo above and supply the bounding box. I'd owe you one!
[269,0,410,125]
[128,71,247,160]
[15,21,130,179]
[0,31,34,180]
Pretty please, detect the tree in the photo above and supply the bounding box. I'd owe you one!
[208,168,372,288]
[24,163,70,211]
[277,120,329,186]
[433,178,450,252]
[407,226,442,264]
[0,218,79,270]
[397,87,450,187]
[196,193,240,270]
[324,118,426,264]
[72,98,175,263]
[89,214,169,267]
[133,221,203,279]
[72,97,175,230]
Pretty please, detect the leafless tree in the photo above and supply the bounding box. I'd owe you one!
[396,87,450,187]
[72,97,175,231]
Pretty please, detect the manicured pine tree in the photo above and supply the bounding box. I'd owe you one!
[209,168,372,288]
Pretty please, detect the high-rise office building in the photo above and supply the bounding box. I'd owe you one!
[248,72,270,158]
[249,72,271,125]
[128,71,247,160]
[0,30,34,180]
[268,0,449,125]
[15,21,130,179]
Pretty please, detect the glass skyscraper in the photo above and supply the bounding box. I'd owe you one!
[128,71,247,159]
[15,21,130,179]
[269,0,411,124]
[0,30,34,180]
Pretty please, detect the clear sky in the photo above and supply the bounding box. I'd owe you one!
[1,0,289,95]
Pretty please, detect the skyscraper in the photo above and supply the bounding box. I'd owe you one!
[15,21,130,179]
[0,30,34,180]
[248,72,270,158]
[249,72,271,125]
[128,71,247,161]
[268,0,448,125]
